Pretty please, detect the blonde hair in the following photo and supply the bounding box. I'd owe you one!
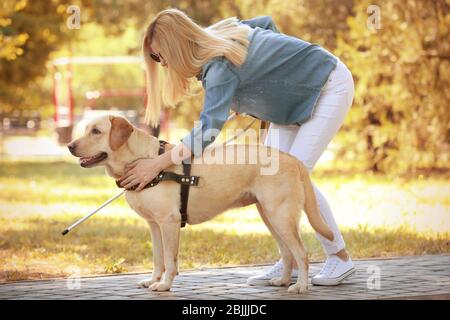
[143,8,251,126]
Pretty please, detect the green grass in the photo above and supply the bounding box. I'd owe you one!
[0,159,449,282]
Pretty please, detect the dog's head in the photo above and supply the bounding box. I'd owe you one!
[67,115,134,168]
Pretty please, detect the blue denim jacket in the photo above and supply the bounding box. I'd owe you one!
[182,16,337,156]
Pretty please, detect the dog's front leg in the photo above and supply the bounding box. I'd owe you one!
[138,220,165,288]
[149,212,180,292]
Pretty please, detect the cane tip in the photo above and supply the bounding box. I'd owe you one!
[62,229,69,236]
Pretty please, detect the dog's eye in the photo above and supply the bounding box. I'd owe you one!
[91,128,101,135]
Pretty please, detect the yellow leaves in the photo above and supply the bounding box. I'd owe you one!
[14,0,27,12]
[41,28,58,44]
[16,33,28,43]
[42,28,51,38]
[0,17,12,27]
[399,21,408,30]
[104,258,128,274]
[0,0,27,19]
[334,0,450,173]
[56,4,67,15]
[0,33,29,60]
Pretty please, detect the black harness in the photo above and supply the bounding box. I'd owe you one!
[116,140,199,228]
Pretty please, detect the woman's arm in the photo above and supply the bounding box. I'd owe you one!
[180,60,239,157]
[120,60,239,191]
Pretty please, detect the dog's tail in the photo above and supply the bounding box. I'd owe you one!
[296,161,334,242]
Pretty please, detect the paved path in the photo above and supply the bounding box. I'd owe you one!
[1,255,449,300]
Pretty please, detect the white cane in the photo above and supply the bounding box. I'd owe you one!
[61,190,126,236]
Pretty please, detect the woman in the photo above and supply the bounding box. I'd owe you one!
[120,8,355,286]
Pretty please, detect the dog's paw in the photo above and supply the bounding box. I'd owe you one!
[149,282,171,292]
[137,278,157,288]
[269,277,290,287]
[287,283,308,294]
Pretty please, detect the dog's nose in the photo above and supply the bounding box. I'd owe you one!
[67,143,76,154]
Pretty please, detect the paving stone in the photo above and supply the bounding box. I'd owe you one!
[0,255,449,300]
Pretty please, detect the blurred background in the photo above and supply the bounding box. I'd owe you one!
[0,0,449,281]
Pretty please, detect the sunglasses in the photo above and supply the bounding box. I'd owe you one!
[149,51,163,63]
[147,20,164,64]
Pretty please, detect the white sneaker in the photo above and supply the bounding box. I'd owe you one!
[247,260,299,286]
[311,255,355,286]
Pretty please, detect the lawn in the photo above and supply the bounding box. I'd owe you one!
[0,158,449,282]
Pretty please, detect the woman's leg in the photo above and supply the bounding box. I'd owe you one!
[247,59,355,286]
[287,59,355,285]
[288,60,354,256]
[263,123,299,153]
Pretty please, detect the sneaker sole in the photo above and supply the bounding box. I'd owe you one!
[311,267,356,286]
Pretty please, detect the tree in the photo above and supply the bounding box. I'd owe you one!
[0,0,223,116]
[0,0,157,114]
[220,0,353,50]
[335,0,450,173]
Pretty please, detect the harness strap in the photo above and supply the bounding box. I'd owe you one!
[158,140,166,155]
[179,161,191,228]
[159,140,194,227]
[116,140,199,228]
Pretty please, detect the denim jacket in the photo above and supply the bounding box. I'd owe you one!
[182,16,337,156]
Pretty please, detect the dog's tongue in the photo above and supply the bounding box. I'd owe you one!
[79,156,96,166]
[78,152,107,167]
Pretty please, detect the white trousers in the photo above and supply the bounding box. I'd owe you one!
[264,59,355,255]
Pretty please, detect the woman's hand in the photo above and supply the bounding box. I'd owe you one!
[119,143,192,192]
[119,158,163,192]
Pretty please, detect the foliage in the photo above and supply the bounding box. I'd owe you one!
[335,0,450,173]
[104,258,128,274]
[1,0,449,173]
[0,0,152,114]
[1,0,66,112]
[220,0,353,50]
[219,0,450,173]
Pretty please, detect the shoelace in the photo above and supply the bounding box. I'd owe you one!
[319,258,339,276]
[265,260,284,276]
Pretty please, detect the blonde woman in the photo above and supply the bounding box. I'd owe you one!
[120,9,355,286]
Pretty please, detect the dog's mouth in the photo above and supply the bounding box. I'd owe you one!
[79,152,108,168]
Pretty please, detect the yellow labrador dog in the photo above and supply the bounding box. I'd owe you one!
[68,115,334,294]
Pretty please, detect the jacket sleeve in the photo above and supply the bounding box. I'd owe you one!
[240,16,280,33]
[181,61,239,157]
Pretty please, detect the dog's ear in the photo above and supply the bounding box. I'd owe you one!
[109,116,133,151]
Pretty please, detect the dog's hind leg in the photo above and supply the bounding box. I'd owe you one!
[256,203,294,287]
[138,220,165,288]
[264,201,309,294]
[149,211,181,292]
